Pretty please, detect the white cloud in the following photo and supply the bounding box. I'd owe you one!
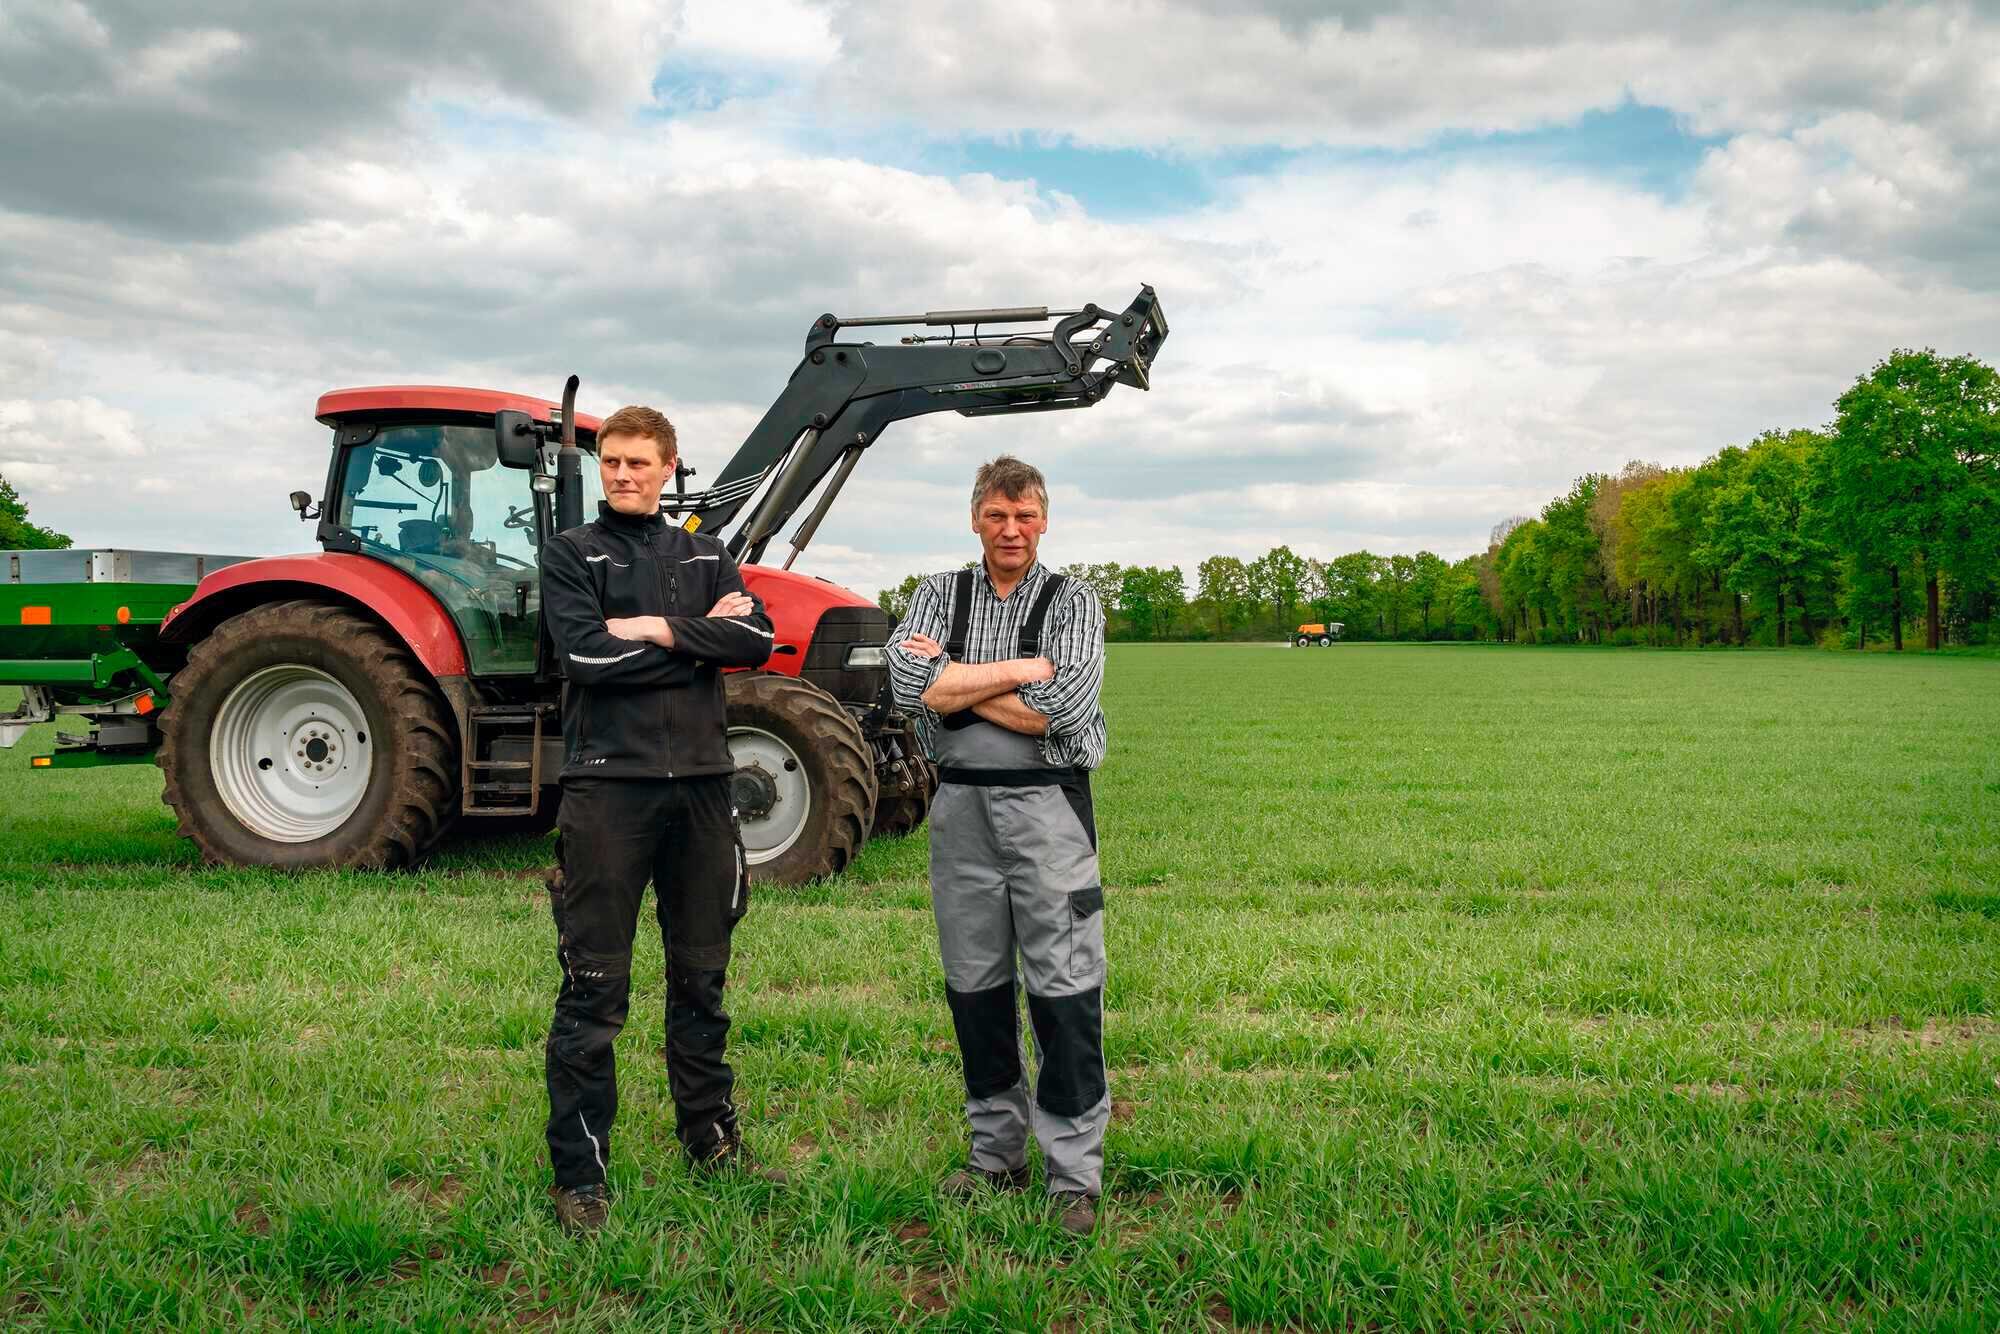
[1,1,1997,594]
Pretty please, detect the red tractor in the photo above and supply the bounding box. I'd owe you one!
[136,288,1167,882]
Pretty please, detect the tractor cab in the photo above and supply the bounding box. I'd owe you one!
[313,388,602,676]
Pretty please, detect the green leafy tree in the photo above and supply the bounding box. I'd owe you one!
[1496,520,1550,639]
[0,474,71,550]
[1195,555,1250,635]
[1324,551,1381,638]
[1116,565,1187,640]
[1408,551,1449,639]
[1247,545,1308,627]
[1698,430,1833,646]
[1061,562,1125,615]
[1826,349,2000,649]
[1449,553,1496,638]
[876,571,927,621]
[1379,554,1416,637]
[1539,474,1608,640]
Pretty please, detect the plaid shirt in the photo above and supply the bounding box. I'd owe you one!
[886,560,1108,771]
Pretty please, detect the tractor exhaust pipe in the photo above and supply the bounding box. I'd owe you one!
[555,374,583,534]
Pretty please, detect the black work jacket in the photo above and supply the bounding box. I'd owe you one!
[540,502,774,781]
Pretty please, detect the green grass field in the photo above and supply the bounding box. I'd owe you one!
[3,645,1998,1330]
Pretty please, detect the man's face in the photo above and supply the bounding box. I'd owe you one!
[972,489,1047,579]
[598,432,672,515]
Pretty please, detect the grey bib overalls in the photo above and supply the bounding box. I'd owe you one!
[928,573,1109,1196]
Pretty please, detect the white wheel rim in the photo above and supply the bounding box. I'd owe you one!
[727,725,812,864]
[209,665,374,842]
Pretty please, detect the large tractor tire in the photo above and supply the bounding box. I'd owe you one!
[870,748,937,839]
[159,600,459,870]
[724,672,876,886]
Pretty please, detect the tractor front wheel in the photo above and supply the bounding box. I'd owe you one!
[724,672,877,886]
[159,599,458,869]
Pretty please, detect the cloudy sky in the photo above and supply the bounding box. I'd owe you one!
[3,1,1996,596]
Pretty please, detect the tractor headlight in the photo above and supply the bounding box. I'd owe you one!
[844,644,888,669]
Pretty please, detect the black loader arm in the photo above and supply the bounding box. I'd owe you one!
[680,285,1168,565]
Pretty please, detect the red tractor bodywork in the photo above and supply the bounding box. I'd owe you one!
[160,553,472,679]
[313,386,603,433]
[737,564,875,676]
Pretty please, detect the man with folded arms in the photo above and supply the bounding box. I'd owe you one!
[538,405,783,1234]
[888,455,1111,1236]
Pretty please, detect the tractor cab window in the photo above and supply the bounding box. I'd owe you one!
[333,423,543,675]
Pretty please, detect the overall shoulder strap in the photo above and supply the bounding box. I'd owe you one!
[943,567,976,659]
[1018,573,1069,658]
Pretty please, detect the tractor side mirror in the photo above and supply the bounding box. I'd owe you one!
[494,410,538,468]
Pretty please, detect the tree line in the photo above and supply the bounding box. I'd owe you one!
[0,475,70,550]
[878,349,1999,649]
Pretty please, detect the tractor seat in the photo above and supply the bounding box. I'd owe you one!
[398,518,448,555]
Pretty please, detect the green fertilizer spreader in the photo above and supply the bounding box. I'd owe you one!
[2,548,250,766]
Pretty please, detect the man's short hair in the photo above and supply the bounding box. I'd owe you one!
[596,405,678,464]
[970,455,1048,514]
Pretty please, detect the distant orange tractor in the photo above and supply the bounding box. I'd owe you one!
[1293,622,1343,647]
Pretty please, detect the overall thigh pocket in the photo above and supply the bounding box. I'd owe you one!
[1067,885,1105,987]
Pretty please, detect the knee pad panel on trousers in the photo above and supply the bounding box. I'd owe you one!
[946,981,1023,1100]
[667,962,729,1039]
[549,952,632,1062]
[1026,986,1106,1117]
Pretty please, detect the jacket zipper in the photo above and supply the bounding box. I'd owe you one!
[657,531,677,778]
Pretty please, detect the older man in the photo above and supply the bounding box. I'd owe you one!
[887,455,1111,1236]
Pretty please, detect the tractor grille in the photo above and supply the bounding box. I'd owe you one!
[802,605,893,706]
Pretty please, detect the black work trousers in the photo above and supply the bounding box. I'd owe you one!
[544,774,748,1189]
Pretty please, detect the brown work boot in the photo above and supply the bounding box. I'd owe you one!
[939,1163,1031,1199]
[1050,1191,1099,1236]
[549,1182,610,1235]
[688,1115,790,1185]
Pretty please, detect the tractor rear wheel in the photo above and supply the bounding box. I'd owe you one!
[724,672,877,886]
[870,748,937,839]
[1294,634,1309,647]
[159,599,458,869]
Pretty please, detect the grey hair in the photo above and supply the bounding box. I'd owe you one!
[969,455,1049,514]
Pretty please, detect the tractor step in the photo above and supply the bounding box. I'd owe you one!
[461,703,553,816]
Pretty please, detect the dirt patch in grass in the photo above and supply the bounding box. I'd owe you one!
[899,1266,952,1315]
[1844,1016,2000,1048]
[391,1175,468,1212]
[1110,1098,1137,1123]
[1671,1081,1753,1100]
[235,1200,272,1236]
[109,1148,179,1195]
[895,1220,932,1243]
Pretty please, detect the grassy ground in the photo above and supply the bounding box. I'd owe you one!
[2,645,1997,1330]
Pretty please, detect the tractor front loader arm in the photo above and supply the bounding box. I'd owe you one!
[679,285,1168,566]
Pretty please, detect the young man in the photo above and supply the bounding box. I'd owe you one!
[886,456,1111,1236]
[537,404,781,1233]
